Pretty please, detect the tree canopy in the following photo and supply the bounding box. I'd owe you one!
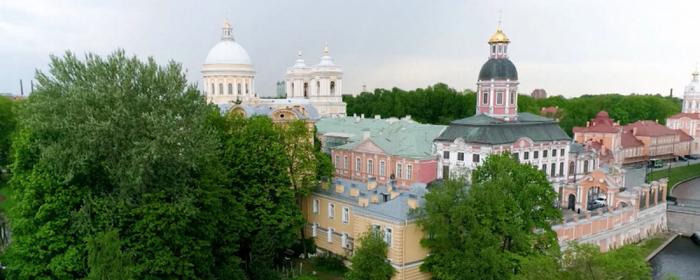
[345,230,395,280]
[417,153,562,279]
[345,85,681,135]
[0,96,16,169]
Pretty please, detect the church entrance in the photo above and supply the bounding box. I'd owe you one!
[568,194,576,210]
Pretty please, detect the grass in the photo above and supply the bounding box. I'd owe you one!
[634,233,672,257]
[648,162,700,190]
[285,257,346,280]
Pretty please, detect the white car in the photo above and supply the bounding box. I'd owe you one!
[593,197,606,206]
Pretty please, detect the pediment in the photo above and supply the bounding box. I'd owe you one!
[354,139,386,154]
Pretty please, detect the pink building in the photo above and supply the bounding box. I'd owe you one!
[329,121,446,189]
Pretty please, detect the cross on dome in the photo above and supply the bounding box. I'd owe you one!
[221,20,234,40]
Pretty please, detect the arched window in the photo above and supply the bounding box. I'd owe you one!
[569,161,575,176]
[245,83,249,94]
[491,45,496,54]
[509,90,515,104]
[237,84,242,95]
[210,83,215,96]
[317,81,321,95]
[583,160,589,174]
[304,82,309,97]
[228,83,233,95]
[219,83,223,95]
[330,81,336,95]
[482,90,488,105]
[291,83,295,96]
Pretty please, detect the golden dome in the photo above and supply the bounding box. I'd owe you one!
[488,28,510,44]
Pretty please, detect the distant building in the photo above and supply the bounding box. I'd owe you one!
[666,70,700,154]
[531,88,547,99]
[434,25,572,183]
[284,48,347,117]
[275,81,286,98]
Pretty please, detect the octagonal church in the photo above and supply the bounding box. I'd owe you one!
[434,25,572,182]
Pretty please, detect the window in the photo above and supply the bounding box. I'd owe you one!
[583,160,589,173]
[312,223,317,237]
[355,158,361,174]
[482,90,489,104]
[509,90,515,104]
[344,156,349,170]
[491,45,496,53]
[327,228,333,243]
[457,152,464,161]
[342,207,349,224]
[341,233,349,248]
[560,149,565,157]
[380,161,386,176]
[551,163,556,177]
[534,151,539,159]
[524,152,530,160]
[542,164,547,173]
[384,228,392,247]
[335,155,340,167]
[396,163,402,179]
[367,159,374,175]
[543,150,548,158]
[473,154,480,163]
[328,203,335,219]
[303,82,308,97]
[246,83,249,94]
[228,83,233,95]
[442,166,450,180]
[443,151,450,159]
[237,83,242,95]
[312,199,319,214]
[372,224,381,232]
[552,149,557,157]
[406,165,413,180]
[330,81,336,95]
[210,83,215,95]
[496,91,503,104]
[559,162,564,176]
[219,83,224,95]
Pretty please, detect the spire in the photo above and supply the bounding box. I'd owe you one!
[298,49,303,57]
[497,10,503,31]
[693,64,699,82]
[221,20,234,41]
[323,42,329,55]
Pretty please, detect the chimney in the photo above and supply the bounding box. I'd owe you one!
[407,194,418,209]
[335,183,344,193]
[361,113,365,119]
[362,130,370,140]
[404,115,412,121]
[370,191,379,204]
[374,115,381,119]
[358,192,369,207]
[367,180,377,190]
[350,185,359,197]
[586,121,590,127]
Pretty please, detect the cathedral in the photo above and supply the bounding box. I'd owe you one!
[201,21,347,121]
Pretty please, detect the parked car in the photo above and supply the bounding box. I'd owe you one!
[593,197,606,206]
[678,156,688,162]
[686,155,700,160]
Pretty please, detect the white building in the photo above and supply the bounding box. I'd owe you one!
[202,21,347,119]
[285,48,347,117]
[666,70,700,154]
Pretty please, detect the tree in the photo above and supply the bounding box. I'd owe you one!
[560,243,651,280]
[345,230,395,280]
[4,50,244,279]
[0,96,16,171]
[418,153,562,279]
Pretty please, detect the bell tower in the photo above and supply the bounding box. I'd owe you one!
[476,22,519,121]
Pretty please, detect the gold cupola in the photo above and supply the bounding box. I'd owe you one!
[488,27,510,44]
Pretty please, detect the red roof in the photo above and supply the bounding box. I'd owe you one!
[668,112,700,120]
[621,131,644,148]
[540,106,558,114]
[572,111,621,134]
[675,129,693,142]
[623,121,677,137]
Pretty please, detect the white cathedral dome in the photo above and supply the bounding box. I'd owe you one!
[204,21,252,65]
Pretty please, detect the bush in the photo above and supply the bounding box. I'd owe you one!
[311,252,347,274]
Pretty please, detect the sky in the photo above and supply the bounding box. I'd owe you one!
[1,0,699,98]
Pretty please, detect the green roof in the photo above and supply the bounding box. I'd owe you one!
[436,112,571,144]
[317,117,446,159]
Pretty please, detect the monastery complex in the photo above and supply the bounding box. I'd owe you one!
[201,20,693,279]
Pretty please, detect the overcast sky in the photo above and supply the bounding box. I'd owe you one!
[1,0,699,97]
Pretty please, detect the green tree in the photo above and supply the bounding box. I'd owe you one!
[0,96,16,170]
[87,229,133,280]
[345,230,395,280]
[560,243,651,280]
[418,153,562,279]
[4,50,244,279]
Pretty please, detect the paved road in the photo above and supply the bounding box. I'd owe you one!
[623,159,700,189]
[672,177,700,201]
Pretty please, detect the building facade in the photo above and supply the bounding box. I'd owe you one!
[434,26,572,182]
[666,70,700,155]
[285,49,347,117]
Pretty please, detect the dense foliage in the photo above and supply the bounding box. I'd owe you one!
[417,154,562,279]
[345,230,395,280]
[2,51,323,279]
[0,96,16,170]
[345,84,681,134]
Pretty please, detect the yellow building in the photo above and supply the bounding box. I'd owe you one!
[302,178,431,280]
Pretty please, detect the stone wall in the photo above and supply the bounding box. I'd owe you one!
[667,207,700,236]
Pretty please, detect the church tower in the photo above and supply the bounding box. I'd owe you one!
[476,23,519,121]
[683,69,700,113]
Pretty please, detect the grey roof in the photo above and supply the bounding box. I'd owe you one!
[569,142,585,154]
[315,178,427,222]
[435,112,571,144]
[478,58,518,81]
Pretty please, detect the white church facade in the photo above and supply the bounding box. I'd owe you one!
[202,21,346,120]
[666,70,700,155]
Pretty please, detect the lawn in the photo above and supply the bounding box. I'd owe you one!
[634,232,673,257]
[648,163,700,190]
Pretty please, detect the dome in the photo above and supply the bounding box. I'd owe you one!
[205,40,252,65]
[478,58,518,81]
[488,29,510,44]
